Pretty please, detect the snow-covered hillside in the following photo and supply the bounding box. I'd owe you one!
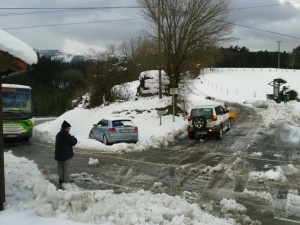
[37,49,90,63]
[33,68,300,154]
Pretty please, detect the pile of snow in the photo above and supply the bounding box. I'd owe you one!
[286,192,300,216]
[243,189,273,202]
[112,81,140,100]
[2,151,233,225]
[138,70,169,95]
[220,198,247,214]
[250,152,263,157]
[219,199,260,225]
[248,166,286,183]
[88,158,99,167]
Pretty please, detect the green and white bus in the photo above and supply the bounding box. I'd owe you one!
[2,84,33,140]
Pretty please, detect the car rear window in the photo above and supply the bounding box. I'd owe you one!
[112,120,135,127]
[191,108,212,118]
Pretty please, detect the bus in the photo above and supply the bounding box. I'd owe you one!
[2,84,33,140]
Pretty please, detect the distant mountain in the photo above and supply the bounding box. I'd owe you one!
[36,49,90,63]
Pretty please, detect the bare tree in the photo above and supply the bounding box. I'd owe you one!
[138,0,232,87]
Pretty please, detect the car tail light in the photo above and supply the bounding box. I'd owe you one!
[134,127,138,132]
[187,116,192,121]
[212,115,217,121]
[108,128,116,133]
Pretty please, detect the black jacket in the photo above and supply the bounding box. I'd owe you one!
[55,130,77,161]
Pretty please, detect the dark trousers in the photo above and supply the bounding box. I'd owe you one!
[57,159,71,183]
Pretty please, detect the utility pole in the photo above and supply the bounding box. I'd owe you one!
[0,75,3,211]
[277,41,282,69]
[157,0,162,98]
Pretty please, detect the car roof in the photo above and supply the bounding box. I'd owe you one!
[191,104,222,109]
[101,117,133,121]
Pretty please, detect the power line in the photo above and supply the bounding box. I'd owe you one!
[230,1,300,11]
[216,19,300,40]
[0,6,144,10]
[3,16,300,41]
[4,16,299,41]
[2,18,144,30]
[1,4,299,41]
[0,1,300,11]
[0,6,147,17]
[0,9,85,17]
[0,2,299,17]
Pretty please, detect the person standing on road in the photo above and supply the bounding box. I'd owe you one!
[55,120,77,186]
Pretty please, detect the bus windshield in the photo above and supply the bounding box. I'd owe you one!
[2,87,32,115]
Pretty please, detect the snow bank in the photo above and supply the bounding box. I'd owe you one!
[4,151,233,225]
[249,166,286,183]
[34,96,187,153]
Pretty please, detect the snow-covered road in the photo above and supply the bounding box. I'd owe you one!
[7,103,300,224]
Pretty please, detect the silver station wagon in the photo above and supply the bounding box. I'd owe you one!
[89,117,139,145]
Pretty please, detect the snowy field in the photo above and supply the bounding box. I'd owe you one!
[3,68,300,224]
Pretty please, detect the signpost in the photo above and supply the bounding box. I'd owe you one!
[157,110,167,125]
[169,88,178,122]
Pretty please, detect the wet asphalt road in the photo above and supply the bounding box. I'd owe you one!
[4,104,300,225]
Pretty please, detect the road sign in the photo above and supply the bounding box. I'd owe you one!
[169,88,178,95]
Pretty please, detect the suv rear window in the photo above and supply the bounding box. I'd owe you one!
[191,108,212,118]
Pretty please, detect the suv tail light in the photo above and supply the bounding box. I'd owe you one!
[187,116,192,121]
[212,116,217,121]
[134,127,138,132]
[108,128,116,133]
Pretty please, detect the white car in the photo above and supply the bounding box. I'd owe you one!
[187,104,231,139]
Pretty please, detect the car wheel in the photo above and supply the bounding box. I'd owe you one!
[23,137,30,142]
[216,129,223,140]
[89,131,94,139]
[226,120,231,131]
[192,116,207,130]
[103,135,110,145]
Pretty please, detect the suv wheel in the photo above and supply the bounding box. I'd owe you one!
[226,120,231,131]
[192,116,207,130]
[216,129,223,140]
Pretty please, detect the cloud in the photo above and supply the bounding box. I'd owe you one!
[279,0,300,9]
[228,0,300,51]
[1,0,146,51]
[61,38,105,55]
[1,0,300,52]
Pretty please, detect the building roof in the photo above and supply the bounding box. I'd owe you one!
[0,29,37,75]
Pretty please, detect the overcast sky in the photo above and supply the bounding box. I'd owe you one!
[1,0,300,54]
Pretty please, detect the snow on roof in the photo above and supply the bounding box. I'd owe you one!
[2,83,31,90]
[0,29,37,65]
[191,104,222,109]
[139,70,168,80]
[99,116,134,121]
